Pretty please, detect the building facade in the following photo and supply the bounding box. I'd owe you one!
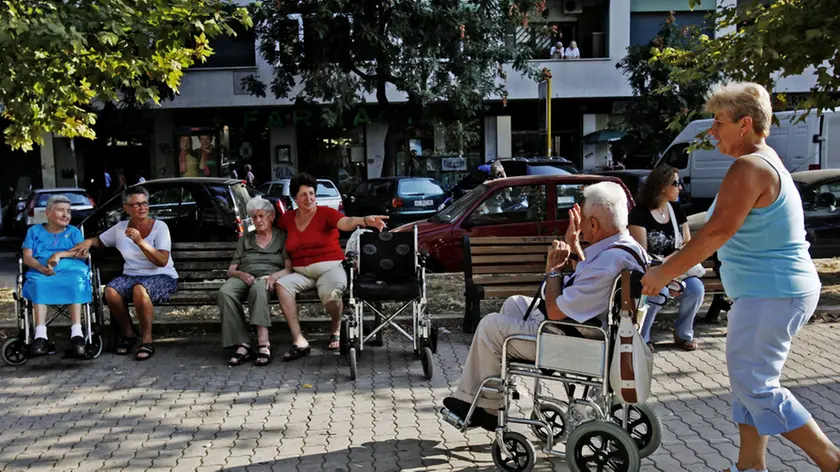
[32,0,819,194]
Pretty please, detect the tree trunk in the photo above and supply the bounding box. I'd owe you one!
[382,119,405,177]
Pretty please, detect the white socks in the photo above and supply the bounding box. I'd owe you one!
[70,324,83,338]
[34,325,47,340]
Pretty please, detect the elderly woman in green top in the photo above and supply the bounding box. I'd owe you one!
[218,196,291,367]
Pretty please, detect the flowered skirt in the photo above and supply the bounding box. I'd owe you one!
[106,275,178,305]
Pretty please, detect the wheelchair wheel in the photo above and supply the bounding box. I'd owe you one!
[491,431,536,472]
[609,401,662,458]
[529,401,568,446]
[339,319,349,356]
[567,421,640,472]
[348,347,358,381]
[86,333,104,360]
[420,346,434,380]
[2,337,28,366]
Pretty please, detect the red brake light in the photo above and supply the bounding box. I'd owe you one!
[338,201,344,212]
[391,197,404,209]
[235,216,244,238]
[809,164,821,170]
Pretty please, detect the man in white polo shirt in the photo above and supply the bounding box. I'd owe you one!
[443,181,647,430]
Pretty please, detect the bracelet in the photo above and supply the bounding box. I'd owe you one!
[547,270,562,279]
[363,216,370,226]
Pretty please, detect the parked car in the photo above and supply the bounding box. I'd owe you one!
[686,169,840,259]
[257,178,343,212]
[440,157,580,210]
[344,177,445,227]
[593,169,651,200]
[78,178,257,241]
[16,188,96,235]
[392,174,634,272]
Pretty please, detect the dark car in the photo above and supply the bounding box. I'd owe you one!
[442,157,580,208]
[687,169,840,259]
[593,169,651,199]
[78,178,258,241]
[343,177,445,227]
[392,174,634,273]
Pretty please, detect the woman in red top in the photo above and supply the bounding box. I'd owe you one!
[276,173,387,361]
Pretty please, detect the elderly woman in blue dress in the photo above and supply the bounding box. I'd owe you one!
[72,187,178,361]
[642,82,840,472]
[21,195,91,359]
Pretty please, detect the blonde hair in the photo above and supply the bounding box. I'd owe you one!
[704,82,773,137]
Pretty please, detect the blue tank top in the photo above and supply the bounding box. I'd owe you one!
[707,153,820,299]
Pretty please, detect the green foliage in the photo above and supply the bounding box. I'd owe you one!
[616,13,719,165]
[660,0,840,122]
[248,0,548,175]
[0,0,251,151]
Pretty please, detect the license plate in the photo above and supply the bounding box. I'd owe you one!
[414,200,433,207]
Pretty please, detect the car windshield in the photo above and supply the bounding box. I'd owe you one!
[398,179,443,196]
[36,192,90,207]
[525,165,572,176]
[430,184,490,223]
[317,183,339,197]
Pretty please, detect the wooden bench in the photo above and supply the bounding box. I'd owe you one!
[461,235,730,333]
[94,241,339,349]
[462,235,567,333]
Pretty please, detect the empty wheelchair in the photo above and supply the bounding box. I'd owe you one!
[339,225,437,380]
[440,270,681,472]
[2,252,104,366]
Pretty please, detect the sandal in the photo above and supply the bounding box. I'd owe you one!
[282,344,311,362]
[228,344,254,367]
[135,343,155,361]
[326,334,340,351]
[115,336,137,356]
[254,345,272,367]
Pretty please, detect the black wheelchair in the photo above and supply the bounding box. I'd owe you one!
[1,253,104,366]
[440,269,682,472]
[339,226,438,380]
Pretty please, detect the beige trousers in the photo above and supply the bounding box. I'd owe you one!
[454,295,545,410]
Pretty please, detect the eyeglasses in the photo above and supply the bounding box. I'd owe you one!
[125,201,149,209]
[671,180,683,187]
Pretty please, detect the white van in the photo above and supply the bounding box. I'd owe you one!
[654,108,840,205]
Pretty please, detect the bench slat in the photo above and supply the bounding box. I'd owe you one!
[469,236,558,246]
[174,261,234,270]
[473,264,546,275]
[172,242,237,250]
[177,270,230,280]
[470,274,546,286]
[483,285,545,299]
[471,245,550,255]
[171,251,235,260]
[472,254,546,264]
[179,281,224,290]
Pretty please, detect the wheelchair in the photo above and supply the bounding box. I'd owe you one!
[339,225,437,380]
[1,253,105,366]
[440,269,682,472]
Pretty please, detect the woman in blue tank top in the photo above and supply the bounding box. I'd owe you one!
[641,82,840,472]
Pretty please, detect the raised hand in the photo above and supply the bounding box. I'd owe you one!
[545,240,571,274]
[565,203,582,249]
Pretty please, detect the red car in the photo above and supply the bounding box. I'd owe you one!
[392,174,635,272]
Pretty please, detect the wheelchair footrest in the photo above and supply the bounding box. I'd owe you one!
[439,408,465,430]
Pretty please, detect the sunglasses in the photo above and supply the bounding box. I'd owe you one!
[671,180,683,187]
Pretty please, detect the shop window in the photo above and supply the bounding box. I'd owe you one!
[174,130,221,178]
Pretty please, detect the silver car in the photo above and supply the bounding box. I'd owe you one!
[257,178,344,212]
[20,188,96,233]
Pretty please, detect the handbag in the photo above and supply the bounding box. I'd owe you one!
[609,270,654,405]
[668,203,706,281]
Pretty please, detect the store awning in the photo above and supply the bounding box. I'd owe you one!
[581,129,626,144]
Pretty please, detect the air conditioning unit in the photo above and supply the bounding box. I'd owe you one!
[563,0,583,14]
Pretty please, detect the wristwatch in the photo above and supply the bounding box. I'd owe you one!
[547,270,562,279]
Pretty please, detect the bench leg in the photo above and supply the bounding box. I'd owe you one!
[462,296,481,334]
[703,294,731,324]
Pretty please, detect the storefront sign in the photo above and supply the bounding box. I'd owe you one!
[441,157,467,171]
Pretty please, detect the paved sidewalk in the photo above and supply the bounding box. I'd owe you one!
[1,321,839,472]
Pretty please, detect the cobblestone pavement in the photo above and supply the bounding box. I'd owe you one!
[1,321,839,472]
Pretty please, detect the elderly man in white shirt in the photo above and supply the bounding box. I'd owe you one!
[443,182,647,430]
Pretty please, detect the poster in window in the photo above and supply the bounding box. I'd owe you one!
[175,129,218,177]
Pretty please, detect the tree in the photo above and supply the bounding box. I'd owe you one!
[658,0,840,122]
[0,0,251,151]
[248,0,549,176]
[616,13,719,166]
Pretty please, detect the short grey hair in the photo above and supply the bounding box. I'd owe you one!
[45,195,71,211]
[246,195,274,216]
[122,186,149,204]
[582,182,628,231]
